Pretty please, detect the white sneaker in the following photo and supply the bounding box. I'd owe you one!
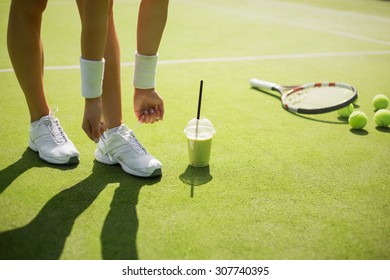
[29,112,80,165]
[94,124,162,177]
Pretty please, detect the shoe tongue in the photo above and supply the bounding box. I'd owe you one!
[39,115,52,124]
[39,116,57,129]
[104,124,129,138]
[40,114,67,143]
[118,125,147,155]
[117,124,130,134]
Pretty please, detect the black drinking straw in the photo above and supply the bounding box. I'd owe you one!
[197,80,203,120]
[195,80,203,138]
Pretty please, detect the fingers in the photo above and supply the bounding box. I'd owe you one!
[141,109,155,124]
[91,122,105,143]
[138,106,164,124]
[82,121,105,143]
[133,88,164,124]
[82,122,92,140]
[83,98,104,142]
[99,121,106,135]
[157,104,165,121]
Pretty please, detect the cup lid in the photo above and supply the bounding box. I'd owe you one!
[184,117,215,138]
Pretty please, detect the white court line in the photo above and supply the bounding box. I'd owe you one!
[181,0,390,47]
[284,23,390,47]
[1,50,390,73]
[156,50,390,65]
[269,0,390,24]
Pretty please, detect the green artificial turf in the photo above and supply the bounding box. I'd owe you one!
[0,0,389,260]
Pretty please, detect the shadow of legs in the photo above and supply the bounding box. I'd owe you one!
[0,148,77,195]
[101,176,161,260]
[0,167,105,259]
[0,160,161,260]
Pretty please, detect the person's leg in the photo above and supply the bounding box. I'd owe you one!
[8,0,79,164]
[101,1,122,129]
[93,2,161,177]
[7,0,50,122]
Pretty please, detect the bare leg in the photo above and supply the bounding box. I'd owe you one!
[7,0,50,122]
[101,3,122,129]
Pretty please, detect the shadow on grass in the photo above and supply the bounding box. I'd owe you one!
[376,126,390,133]
[349,129,369,136]
[0,148,78,195]
[179,165,213,198]
[251,87,349,124]
[0,154,160,260]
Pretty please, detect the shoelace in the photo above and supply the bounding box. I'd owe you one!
[125,130,147,155]
[45,108,68,144]
[101,126,147,161]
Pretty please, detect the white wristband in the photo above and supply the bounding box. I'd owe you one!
[133,52,158,89]
[80,57,105,99]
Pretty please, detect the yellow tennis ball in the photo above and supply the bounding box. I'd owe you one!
[374,109,390,127]
[348,111,367,130]
[372,94,389,110]
[337,103,354,118]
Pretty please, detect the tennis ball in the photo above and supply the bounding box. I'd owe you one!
[337,103,354,118]
[374,109,390,127]
[348,111,368,130]
[372,94,389,110]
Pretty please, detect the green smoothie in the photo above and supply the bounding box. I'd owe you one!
[187,136,213,167]
[184,117,215,167]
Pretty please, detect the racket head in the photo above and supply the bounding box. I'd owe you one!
[281,82,358,114]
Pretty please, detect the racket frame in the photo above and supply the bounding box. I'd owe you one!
[250,79,358,114]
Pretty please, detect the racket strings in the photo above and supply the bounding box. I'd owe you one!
[284,86,355,109]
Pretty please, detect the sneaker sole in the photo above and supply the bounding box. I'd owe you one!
[29,140,80,165]
[120,163,162,178]
[95,148,162,178]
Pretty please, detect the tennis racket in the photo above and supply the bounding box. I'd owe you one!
[250,78,358,114]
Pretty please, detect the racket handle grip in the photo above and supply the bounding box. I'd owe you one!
[250,78,278,90]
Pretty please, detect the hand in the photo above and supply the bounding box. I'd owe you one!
[82,97,105,142]
[133,88,164,124]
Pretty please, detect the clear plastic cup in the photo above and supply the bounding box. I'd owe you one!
[184,117,216,167]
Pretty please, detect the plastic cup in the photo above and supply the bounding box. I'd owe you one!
[184,117,216,167]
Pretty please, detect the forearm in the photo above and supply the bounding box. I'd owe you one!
[137,0,169,55]
[76,0,111,140]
